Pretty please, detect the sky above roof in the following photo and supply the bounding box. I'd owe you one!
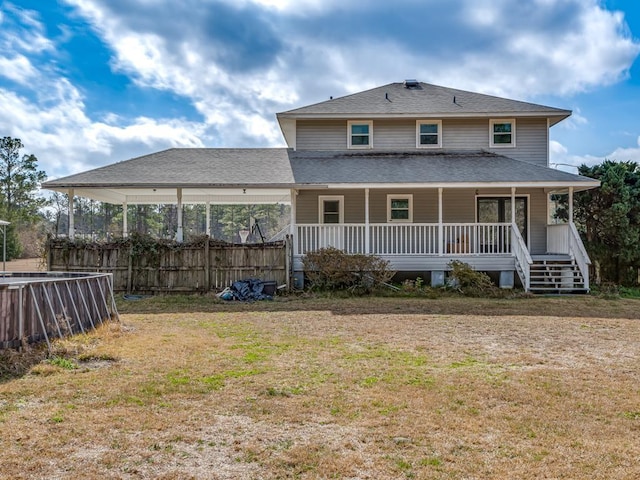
[1,0,639,180]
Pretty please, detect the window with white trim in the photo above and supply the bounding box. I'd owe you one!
[416,120,442,148]
[387,194,413,222]
[490,119,515,147]
[347,120,373,149]
[319,195,344,224]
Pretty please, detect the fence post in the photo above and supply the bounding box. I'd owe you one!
[285,235,292,290]
[46,237,53,271]
[204,236,210,292]
[127,244,133,294]
[18,285,24,351]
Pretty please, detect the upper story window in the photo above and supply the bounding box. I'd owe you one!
[490,119,516,147]
[387,194,413,222]
[347,120,373,149]
[416,120,442,148]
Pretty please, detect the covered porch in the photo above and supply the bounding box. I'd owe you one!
[291,185,591,291]
[42,148,599,292]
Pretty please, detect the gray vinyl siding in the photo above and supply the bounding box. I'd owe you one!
[371,119,416,149]
[296,187,549,253]
[523,188,548,255]
[297,120,346,150]
[441,119,486,150]
[296,189,364,223]
[296,118,549,165]
[492,118,548,166]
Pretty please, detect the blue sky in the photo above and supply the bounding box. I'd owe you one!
[1,0,639,179]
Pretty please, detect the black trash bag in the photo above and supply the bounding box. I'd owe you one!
[229,279,273,301]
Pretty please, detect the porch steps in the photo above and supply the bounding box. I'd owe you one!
[529,255,588,294]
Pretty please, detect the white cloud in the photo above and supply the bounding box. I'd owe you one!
[0,2,54,54]
[0,54,37,83]
[2,0,639,181]
[0,83,206,180]
[550,137,640,171]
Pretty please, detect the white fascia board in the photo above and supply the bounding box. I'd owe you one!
[277,111,571,121]
[276,115,296,150]
[312,181,600,191]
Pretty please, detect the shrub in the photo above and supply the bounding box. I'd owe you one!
[303,247,394,294]
[447,260,499,296]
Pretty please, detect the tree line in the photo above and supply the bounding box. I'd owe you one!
[2,135,640,286]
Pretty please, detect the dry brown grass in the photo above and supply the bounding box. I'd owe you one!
[1,296,639,479]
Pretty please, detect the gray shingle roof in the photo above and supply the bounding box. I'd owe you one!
[44,148,296,187]
[43,148,596,190]
[278,82,570,120]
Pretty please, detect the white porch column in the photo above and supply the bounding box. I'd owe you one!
[511,187,516,225]
[364,188,370,254]
[122,200,128,238]
[205,201,211,236]
[568,187,574,225]
[438,187,443,256]
[68,189,75,240]
[176,188,184,242]
[290,189,297,255]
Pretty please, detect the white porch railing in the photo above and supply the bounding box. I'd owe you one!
[442,223,511,255]
[546,223,591,290]
[296,223,512,256]
[511,223,532,290]
[296,224,366,254]
[370,224,438,255]
[569,223,591,291]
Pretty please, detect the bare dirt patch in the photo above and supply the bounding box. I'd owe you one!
[1,298,639,479]
[2,257,45,272]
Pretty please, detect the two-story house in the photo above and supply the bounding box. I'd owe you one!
[43,80,599,292]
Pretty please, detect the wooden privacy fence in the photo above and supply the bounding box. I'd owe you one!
[0,272,119,350]
[46,236,291,294]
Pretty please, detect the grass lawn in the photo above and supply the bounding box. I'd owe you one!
[1,295,639,479]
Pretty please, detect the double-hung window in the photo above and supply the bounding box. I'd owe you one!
[387,194,413,222]
[489,119,516,147]
[348,120,373,148]
[416,120,442,148]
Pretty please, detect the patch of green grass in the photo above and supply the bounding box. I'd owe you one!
[420,456,442,467]
[106,395,146,407]
[166,370,191,386]
[372,399,404,415]
[622,411,640,420]
[47,356,77,370]
[404,374,435,387]
[49,413,64,423]
[78,352,119,362]
[343,345,428,367]
[201,369,262,391]
[360,376,380,387]
[448,356,481,369]
[265,385,304,397]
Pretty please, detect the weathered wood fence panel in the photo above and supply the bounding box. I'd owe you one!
[0,273,118,350]
[46,237,291,294]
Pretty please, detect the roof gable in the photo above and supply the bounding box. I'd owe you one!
[278,82,571,122]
